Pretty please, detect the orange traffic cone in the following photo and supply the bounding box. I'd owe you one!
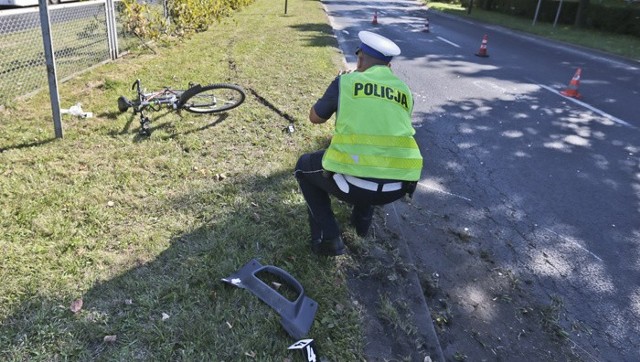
[422,17,430,33]
[372,10,378,25]
[475,34,489,57]
[560,68,582,99]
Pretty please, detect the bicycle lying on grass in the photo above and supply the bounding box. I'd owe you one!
[117,79,246,136]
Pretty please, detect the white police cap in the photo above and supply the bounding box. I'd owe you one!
[357,31,401,62]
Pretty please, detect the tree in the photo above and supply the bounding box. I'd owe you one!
[575,0,589,27]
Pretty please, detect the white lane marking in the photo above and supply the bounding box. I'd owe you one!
[543,227,603,262]
[437,36,461,48]
[536,83,636,129]
[417,182,472,201]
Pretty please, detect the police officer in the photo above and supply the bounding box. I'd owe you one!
[294,31,423,256]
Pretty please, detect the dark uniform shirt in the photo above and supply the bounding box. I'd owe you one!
[313,77,339,119]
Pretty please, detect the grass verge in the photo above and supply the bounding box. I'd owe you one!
[0,0,365,359]
[427,1,640,61]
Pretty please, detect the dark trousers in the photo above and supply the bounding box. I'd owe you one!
[294,150,407,241]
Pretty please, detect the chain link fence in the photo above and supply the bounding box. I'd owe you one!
[0,0,161,106]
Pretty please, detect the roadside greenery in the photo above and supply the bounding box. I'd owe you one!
[458,0,640,35]
[120,0,254,39]
[119,0,167,39]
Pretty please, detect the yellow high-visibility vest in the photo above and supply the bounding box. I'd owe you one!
[322,66,423,181]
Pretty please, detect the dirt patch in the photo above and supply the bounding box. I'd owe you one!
[347,234,435,361]
[346,202,586,362]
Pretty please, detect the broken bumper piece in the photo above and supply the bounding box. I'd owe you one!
[221,259,318,340]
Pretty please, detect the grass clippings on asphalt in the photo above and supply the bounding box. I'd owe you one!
[0,0,367,359]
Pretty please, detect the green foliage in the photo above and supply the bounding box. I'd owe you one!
[119,0,167,40]
[586,4,640,36]
[166,0,255,36]
[466,0,640,36]
[168,0,227,35]
[118,0,255,40]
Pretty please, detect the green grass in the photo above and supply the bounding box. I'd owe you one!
[427,1,640,61]
[0,0,363,359]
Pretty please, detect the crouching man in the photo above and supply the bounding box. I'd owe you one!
[294,31,423,256]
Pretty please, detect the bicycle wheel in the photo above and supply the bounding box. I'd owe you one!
[179,83,246,114]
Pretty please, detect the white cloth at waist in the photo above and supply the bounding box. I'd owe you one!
[332,173,403,193]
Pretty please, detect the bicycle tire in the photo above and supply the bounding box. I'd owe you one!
[179,83,246,114]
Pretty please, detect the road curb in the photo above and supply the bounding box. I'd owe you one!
[386,202,444,362]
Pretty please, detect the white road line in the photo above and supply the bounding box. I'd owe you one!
[437,36,460,48]
[417,182,472,201]
[543,227,603,262]
[536,83,636,129]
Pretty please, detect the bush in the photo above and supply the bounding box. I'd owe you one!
[120,0,256,39]
[120,0,167,40]
[168,0,255,35]
[471,0,640,36]
[586,4,640,36]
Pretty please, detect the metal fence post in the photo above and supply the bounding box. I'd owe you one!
[164,0,170,24]
[38,0,63,138]
[532,0,542,26]
[553,0,565,28]
[105,0,119,59]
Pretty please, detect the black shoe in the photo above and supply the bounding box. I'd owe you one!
[311,237,346,256]
[350,214,373,237]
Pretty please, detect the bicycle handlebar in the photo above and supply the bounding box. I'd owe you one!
[131,79,141,92]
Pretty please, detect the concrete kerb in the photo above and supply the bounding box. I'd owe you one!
[386,201,445,362]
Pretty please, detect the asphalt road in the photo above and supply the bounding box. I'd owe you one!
[0,2,105,34]
[323,0,640,360]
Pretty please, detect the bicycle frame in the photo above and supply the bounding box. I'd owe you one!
[122,79,187,136]
[130,79,182,113]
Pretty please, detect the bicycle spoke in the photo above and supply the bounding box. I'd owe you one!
[181,84,245,114]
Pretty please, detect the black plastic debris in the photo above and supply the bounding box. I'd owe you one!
[221,259,317,339]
